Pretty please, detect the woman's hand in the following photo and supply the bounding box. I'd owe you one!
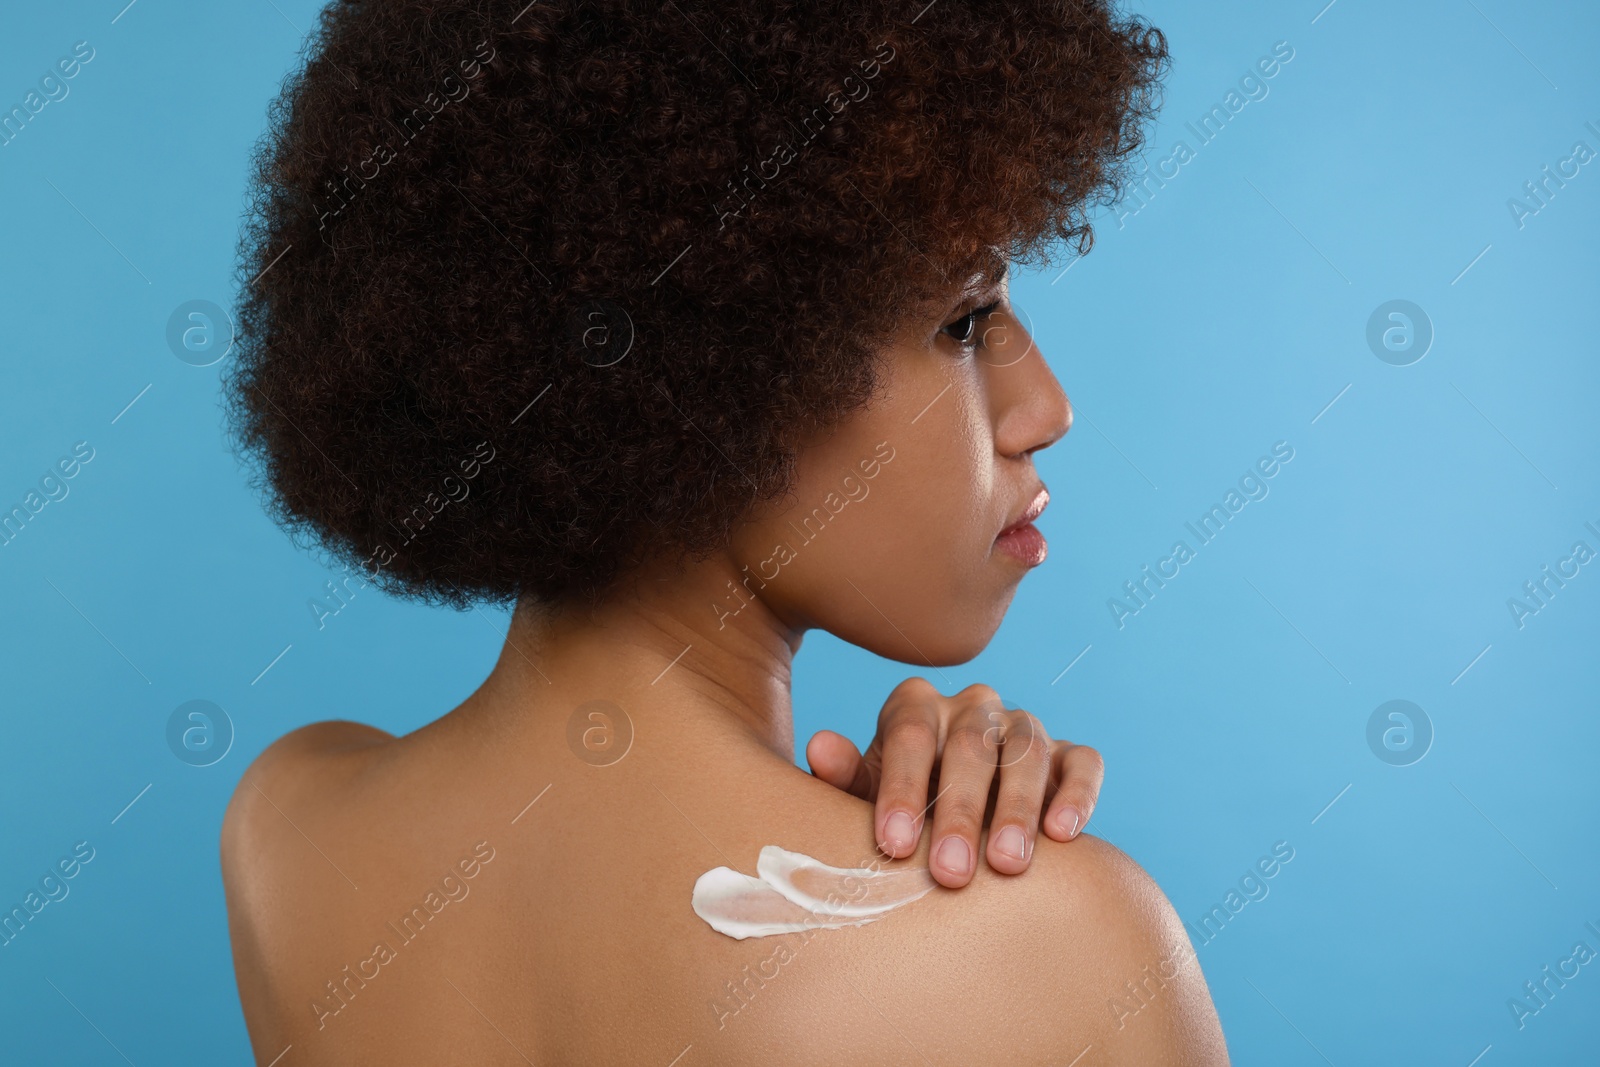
[806,677,1103,888]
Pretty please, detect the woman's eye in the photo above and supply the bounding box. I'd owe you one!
[943,302,999,346]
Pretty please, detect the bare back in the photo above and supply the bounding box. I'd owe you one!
[223,691,1226,1066]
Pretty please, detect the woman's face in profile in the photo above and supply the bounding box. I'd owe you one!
[727,267,1072,664]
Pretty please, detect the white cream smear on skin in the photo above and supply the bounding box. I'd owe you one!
[692,846,936,940]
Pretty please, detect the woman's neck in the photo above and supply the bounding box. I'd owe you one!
[491,555,804,761]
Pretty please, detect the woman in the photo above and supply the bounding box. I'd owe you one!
[221,0,1229,1062]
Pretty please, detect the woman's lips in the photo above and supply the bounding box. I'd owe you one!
[995,487,1049,567]
[995,523,1048,567]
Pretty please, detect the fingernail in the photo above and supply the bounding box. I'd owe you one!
[935,836,973,878]
[1056,806,1082,838]
[993,824,1027,862]
[884,811,916,853]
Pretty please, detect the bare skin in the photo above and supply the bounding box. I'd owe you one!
[223,264,1230,1064]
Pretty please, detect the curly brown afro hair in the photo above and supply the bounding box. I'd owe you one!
[226,0,1168,609]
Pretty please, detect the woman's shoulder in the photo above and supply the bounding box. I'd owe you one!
[219,715,471,910]
[708,821,1229,1066]
[226,717,397,793]
[946,833,1228,1064]
[651,745,1228,1064]
[220,720,395,866]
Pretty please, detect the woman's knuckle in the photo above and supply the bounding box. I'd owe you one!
[884,716,938,752]
[1017,732,1053,769]
[948,719,997,759]
[959,683,1002,707]
[890,676,938,701]
[1002,712,1044,748]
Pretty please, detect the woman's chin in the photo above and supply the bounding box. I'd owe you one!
[881,610,1011,668]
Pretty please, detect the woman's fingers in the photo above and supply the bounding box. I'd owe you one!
[870,679,941,859]
[805,729,873,798]
[982,710,1053,875]
[1042,742,1103,841]
[926,685,1006,888]
[813,678,1100,886]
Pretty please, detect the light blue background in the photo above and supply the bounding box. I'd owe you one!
[2,0,1596,1063]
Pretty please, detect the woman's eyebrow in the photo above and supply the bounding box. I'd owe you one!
[964,259,1009,298]
[924,257,1011,330]
[942,261,1009,314]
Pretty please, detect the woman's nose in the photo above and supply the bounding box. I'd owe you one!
[989,315,1070,458]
